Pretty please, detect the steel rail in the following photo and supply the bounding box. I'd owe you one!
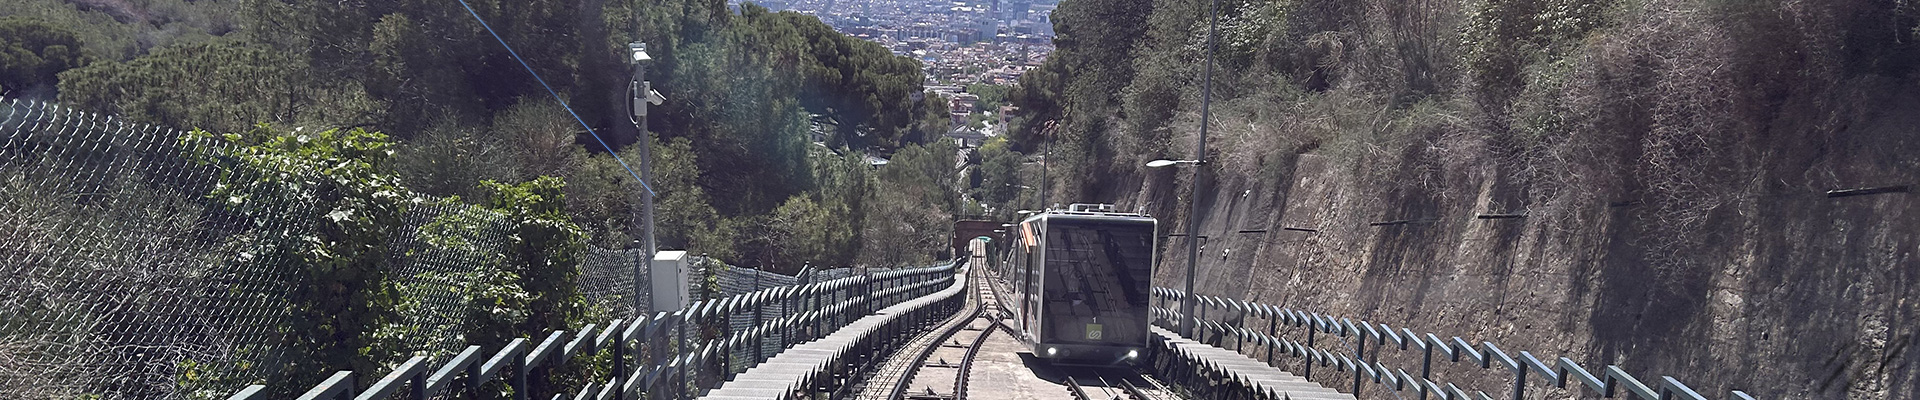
[1065,376,1096,400]
[1078,366,1180,400]
[1118,376,1156,400]
[951,315,1001,399]
[888,266,999,400]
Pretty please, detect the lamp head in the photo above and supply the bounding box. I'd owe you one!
[1147,159,1200,168]
[629,42,652,63]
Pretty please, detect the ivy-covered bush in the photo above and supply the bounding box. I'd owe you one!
[463,177,595,397]
[186,124,417,395]
[473,177,588,341]
[180,126,602,398]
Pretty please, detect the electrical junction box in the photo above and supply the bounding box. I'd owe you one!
[650,250,690,313]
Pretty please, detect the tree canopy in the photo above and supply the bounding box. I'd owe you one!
[12,0,958,270]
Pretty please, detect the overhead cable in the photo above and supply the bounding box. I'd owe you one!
[455,0,656,196]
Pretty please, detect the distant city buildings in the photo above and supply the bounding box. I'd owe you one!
[733,0,1054,81]
[734,0,1055,147]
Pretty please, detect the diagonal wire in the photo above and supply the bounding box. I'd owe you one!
[454,0,655,196]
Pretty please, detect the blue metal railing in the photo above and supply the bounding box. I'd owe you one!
[1150,288,1759,400]
[238,262,959,400]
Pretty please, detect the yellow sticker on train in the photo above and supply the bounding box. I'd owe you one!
[1086,323,1103,340]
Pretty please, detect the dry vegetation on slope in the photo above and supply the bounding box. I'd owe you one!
[1012,0,1920,398]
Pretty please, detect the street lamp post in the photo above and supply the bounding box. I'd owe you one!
[1150,0,1223,339]
[1150,157,1210,340]
[629,42,681,399]
[628,42,656,316]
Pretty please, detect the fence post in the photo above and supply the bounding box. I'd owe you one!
[1234,307,1245,352]
[676,312,688,400]
[1199,300,1210,344]
[1354,328,1365,396]
[1419,339,1432,400]
[513,348,529,400]
[466,351,484,398]
[409,369,426,400]
[753,267,764,366]
[808,263,820,340]
[1305,322,1316,379]
[782,281,792,350]
[1265,313,1277,365]
[614,332,627,398]
[1510,362,1526,400]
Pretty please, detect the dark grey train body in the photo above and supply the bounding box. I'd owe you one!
[996,205,1157,365]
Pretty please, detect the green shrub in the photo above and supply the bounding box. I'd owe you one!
[187,124,416,395]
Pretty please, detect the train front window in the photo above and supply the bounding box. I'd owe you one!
[1040,221,1154,344]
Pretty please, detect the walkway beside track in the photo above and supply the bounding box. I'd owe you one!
[1150,326,1356,400]
[698,266,971,399]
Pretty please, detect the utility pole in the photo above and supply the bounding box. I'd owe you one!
[630,42,666,315]
[1038,120,1055,211]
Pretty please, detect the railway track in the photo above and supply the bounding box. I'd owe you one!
[1063,368,1181,400]
[891,265,1002,400]
[858,240,1187,400]
[969,264,1185,400]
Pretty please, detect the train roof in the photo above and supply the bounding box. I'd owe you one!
[1018,204,1156,225]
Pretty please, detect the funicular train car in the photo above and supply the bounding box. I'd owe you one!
[1000,204,1157,364]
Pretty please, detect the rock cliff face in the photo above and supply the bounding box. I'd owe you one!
[1016,1,1920,397]
[1119,88,1919,399]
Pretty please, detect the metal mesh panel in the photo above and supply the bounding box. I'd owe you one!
[0,99,303,399]
[0,99,648,399]
[716,266,800,368]
[384,203,516,357]
[579,247,648,319]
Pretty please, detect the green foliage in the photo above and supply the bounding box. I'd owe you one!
[803,147,877,267]
[732,4,928,150]
[665,37,811,216]
[878,139,961,212]
[188,124,415,392]
[23,0,941,267]
[971,137,1025,213]
[1008,59,1068,148]
[628,1,931,230]
[1461,0,1620,102]
[647,134,739,261]
[59,40,384,134]
[1049,0,1155,115]
[461,258,535,348]
[7,1,972,396]
[0,16,88,97]
[491,98,589,180]
[562,151,641,249]
[176,357,257,400]
[0,0,241,62]
[967,84,1012,112]
[758,195,850,267]
[906,91,957,145]
[967,112,991,130]
[392,121,512,199]
[858,139,962,265]
[479,177,588,337]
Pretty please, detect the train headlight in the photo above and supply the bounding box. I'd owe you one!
[1126,349,1139,359]
[1046,347,1058,356]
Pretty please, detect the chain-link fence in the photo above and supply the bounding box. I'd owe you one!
[0,98,655,399]
[579,247,647,320]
